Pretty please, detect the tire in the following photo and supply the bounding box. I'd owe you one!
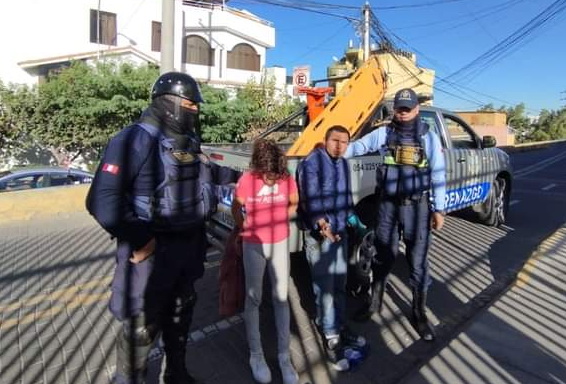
[476,177,509,227]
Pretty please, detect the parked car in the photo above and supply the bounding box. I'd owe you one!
[0,167,94,192]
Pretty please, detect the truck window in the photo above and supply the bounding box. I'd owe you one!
[443,115,478,149]
[420,110,448,148]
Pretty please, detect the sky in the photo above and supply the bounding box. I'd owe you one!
[229,0,566,115]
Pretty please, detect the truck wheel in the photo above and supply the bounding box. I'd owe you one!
[477,177,508,227]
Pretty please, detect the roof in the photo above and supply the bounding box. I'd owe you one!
[18,46,158,71]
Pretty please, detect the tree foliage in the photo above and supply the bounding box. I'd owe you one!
[530,108,566,142]
[2,64,302,166]
[34,61,158,163]
[0,81,37,152]
[199,77,301,143]
[0,61,159,165]
[478,102,566,143]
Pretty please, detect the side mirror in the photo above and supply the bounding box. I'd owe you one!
[482,135,496,148]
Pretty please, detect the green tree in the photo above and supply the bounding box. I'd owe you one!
[199,77,301,143]
[0,81,39,159]
[29,61,158,164]
[530,108,566,142]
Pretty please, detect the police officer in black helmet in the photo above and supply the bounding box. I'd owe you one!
[86,72,238,383]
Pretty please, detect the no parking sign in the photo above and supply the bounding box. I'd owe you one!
[293,66,310,94]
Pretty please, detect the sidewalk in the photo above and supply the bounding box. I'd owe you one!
[401,226,566,384]
[176,225,566,384]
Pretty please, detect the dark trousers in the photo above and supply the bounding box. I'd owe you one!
[373,197,432,291]
[110,226,207,382]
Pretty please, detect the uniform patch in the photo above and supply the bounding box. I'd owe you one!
[102,163,120,175]
[171,151,195,163]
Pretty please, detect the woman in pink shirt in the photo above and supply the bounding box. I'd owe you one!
[231,139,299,384]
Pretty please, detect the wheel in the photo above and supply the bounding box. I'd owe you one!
[476,177,509,227]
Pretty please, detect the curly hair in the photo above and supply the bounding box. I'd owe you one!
[249,139,289,179]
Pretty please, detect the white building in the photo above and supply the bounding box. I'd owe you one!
[0,0,285,89]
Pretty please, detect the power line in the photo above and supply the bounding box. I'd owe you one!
[445,0,566,83]
[375,0,472,11]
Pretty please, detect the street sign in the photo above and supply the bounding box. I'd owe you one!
[293,66,310,95]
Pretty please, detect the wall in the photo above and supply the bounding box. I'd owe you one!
[470,125,515,147]
[457,111,507,126]
[0,184,90,223]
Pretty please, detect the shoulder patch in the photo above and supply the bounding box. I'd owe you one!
[102,163,120,175]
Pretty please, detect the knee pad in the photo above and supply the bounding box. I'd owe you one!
[173,290,197,317]
[121,315,158,347]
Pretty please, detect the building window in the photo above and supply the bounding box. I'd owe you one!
[227,43,259,71]
[152,21,161,52]
[90,9,117,45]
[183,35,215,66]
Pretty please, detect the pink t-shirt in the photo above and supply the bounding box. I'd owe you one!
[235,171,298,244]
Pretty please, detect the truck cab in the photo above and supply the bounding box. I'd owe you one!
[349,105,512,230]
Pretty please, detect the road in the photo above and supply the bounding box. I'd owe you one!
[0,143,565,384]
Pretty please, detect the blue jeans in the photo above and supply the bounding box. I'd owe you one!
[304,231,348,338]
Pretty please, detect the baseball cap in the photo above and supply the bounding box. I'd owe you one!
[393,88,419,109]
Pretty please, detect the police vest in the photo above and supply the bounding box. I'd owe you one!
[132,122,217,232]
[379,122,431,198]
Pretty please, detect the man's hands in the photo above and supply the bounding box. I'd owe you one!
[130,238,156,264]
[431,211,445,230]
[317,218,341,243]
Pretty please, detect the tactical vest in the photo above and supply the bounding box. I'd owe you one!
[379,122,431,198]
[132,122,217,232]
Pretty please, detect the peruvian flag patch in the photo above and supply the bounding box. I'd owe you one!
[102,163,120,175]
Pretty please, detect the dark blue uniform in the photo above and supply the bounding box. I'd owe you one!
[86,118,238,383]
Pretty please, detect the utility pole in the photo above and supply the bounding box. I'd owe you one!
[362,2,370,61]
[161,0,175,74]
[97,0,101,60]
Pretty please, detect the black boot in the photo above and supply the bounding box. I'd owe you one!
[162,295,197,384]
[411,289,435,342]
[114,316,156,384]
[163,350,196,384]
[353,278,386,322]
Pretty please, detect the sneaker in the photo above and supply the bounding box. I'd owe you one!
[249,353,272,383]
[343,346,367,369]
[340,328,367,348]
[324,335,350,372]
[278,353,299,384]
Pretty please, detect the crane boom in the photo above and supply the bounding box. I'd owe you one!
[286,55,386,156]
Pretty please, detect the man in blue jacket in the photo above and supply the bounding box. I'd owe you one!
[297,125,367,371]
[86,72,237,383]
[345,88,446,342]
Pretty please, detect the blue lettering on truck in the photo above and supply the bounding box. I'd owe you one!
[445,182,490,211]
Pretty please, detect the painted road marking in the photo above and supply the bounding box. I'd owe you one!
[0,252,223,331]
[509,200,520,206]
[542,183,557,191]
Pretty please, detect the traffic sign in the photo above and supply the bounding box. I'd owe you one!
[293,66,310,88]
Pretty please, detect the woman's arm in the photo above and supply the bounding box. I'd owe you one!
[231,196,246,230]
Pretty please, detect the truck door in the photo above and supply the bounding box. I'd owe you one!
[440,112,490,211]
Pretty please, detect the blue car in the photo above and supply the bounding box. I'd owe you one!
[0,167,94,192]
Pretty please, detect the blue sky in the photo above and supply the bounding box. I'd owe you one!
[230,0,566,115]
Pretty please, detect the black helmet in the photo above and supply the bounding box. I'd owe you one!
[151,72,204,103]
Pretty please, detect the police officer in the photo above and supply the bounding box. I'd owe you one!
[344,88,446,342]
[86,72,238,383]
